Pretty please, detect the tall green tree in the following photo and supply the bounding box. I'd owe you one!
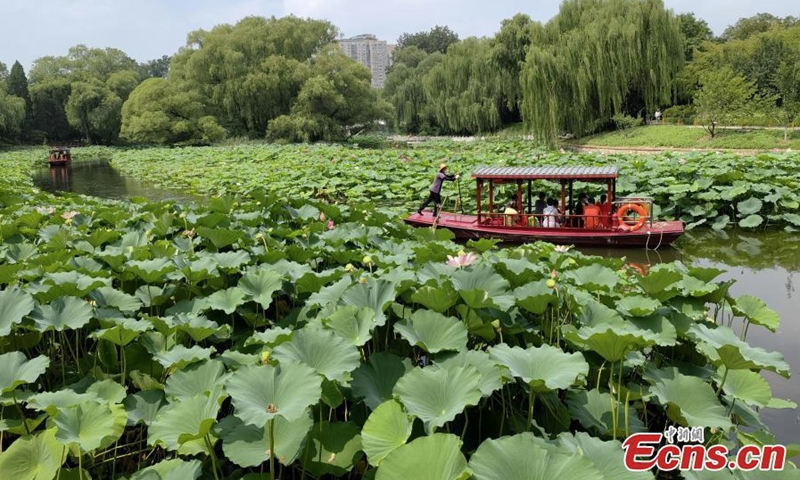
[424,38,503,134]
[170,15,338,138]
[396,26,459,54]
[120,78,225,145]
[6,61,32,135]
[677,12,714,62]
[520,0,684,145]
[721,13,798,42]
[492,14,537,123]
[65,80,123,144]
[693,67,757,137]
[136,55,171,80]
[383,52,443,134]
[0,76,25,140]
[267,47,388,142]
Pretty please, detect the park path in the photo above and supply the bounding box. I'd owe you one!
[565,145,794,155]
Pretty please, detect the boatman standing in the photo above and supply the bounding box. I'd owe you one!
[417,163,459,216]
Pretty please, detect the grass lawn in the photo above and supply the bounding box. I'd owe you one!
[568,125,800,150]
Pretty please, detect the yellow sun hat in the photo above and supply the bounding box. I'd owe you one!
[439,163,448,171]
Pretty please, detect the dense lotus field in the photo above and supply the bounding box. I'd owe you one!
[0,144,797,479]
[80,141,800,232]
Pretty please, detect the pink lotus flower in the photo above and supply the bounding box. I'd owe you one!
[554,245,571,253]
[327,220,335,230]
[35,206,55,215]
[446,252,478,268]
[61,210,79,220]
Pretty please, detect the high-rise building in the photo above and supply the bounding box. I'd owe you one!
[338,34,391,88]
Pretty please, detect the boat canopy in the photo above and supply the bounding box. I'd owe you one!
[471,166,618,181]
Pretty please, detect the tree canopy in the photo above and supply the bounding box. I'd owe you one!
[396,26,460,54]
[520,0,685,145]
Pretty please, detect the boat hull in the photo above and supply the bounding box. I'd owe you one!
[404,211,683,247]
[49,160,70,167]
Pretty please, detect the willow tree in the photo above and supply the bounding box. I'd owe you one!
[383,51,443,133]
[521,0,684,144]
[424,38,503,134]
[169,16,337,138]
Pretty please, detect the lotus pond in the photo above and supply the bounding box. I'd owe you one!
[0,145,798,479]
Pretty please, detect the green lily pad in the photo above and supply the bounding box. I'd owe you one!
[732,295,780,332]
[394,309,468,353]
[488,344,588,393]
[0,352,50,393]
[646,367,732,429]
[738,214,763,228]
[238,268,284,310]
[376,433,470,480]
[737,197,763,215]
[393,365,482,434]
[272,327,360,382]
[321,305,377,347]
[362,400,413,467]
[148,389,222,453]
[226,361,322,426]
[54,401,127,453]
[0,428,64,480]
[0,288,35,336]
[216,411,313,467]
[717,369,772,407]
[31,296,93,332]
[352,352,413,410]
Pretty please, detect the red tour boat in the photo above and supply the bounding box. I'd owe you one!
[48,147,71,167]
[404,166,684,247]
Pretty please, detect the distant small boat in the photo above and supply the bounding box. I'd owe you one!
[48,147,71,167]
[405,165,684,248]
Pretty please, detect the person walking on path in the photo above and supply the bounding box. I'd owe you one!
[418,163,459,216]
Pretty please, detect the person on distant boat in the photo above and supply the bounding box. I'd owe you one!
[504,200,519,226]
[584,197,601,229]
[543,198,560,228]
[572,192,587,227]
[534,192,547,225]
[417,163,459,216]
[599,194,613,227]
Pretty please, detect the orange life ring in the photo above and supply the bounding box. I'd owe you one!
[616,203,648,232]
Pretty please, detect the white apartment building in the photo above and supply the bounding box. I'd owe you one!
[338,34,391,88]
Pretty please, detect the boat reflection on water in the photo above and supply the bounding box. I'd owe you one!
[48,165,72,192]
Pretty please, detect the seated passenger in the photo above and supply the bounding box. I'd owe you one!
[584,197,602,229]
[504,200,519,226]
[542,198,560,228]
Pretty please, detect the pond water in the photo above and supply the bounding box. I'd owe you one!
[33,160,800,446]
[33,159,196,203]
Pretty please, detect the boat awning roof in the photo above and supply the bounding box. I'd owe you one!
[472,166,618,181]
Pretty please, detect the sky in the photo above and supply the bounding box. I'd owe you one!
[1,0,797,72]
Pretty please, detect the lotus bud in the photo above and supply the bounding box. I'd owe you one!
[491,319,501,332]
[362,255,372,265]
[345,263,355,272]
[319,212,326,221]
[255,232,264,241]
[569,259,576,265]
[261,350,270,364]
[546,278,556,289]
[359,276,368,284]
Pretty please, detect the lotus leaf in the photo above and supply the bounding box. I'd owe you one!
[164,359,228,402]
[92,317,153,346]
[272,327,360,382]
[737,197,763,215]
[321,305,376,346]
[125,258,176,283]
[565,389,646,437]
[0,352,50,393]
[154,345,216,371]
[54,400,127,452]
[86,379,127,403]
[0,428,64,480]
[352,352,413,410]
[687,323,790,377]
[31,296,93,332]
[732,294,780,332]
[89,286,143,313]
[340,278,397,326]
[203,286,246,314]
[362,400,413,467]
[393,364,482,433]
[124,390,166,426]
[0,288,35,336]
[468,433,601,480]
[196,226,244,249]
[514,280,557,315]
[226,361,322,426]
[127,459,202,480]
[451,263,515,310]
[555,432,654,480]
[300,421,363,477]
[432,350,503,396]
[615,296,661,317]
[717,369,772,407]
[238,267,284,309]
[563,264,619,292]
[376,433,470,480]
[738,214,763,228]
[646,367,732,429]
[411,283,459,312]
[216,412,313,467]
[148,389,222,453]
[488,344,588,393]
[394,309,468,353]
